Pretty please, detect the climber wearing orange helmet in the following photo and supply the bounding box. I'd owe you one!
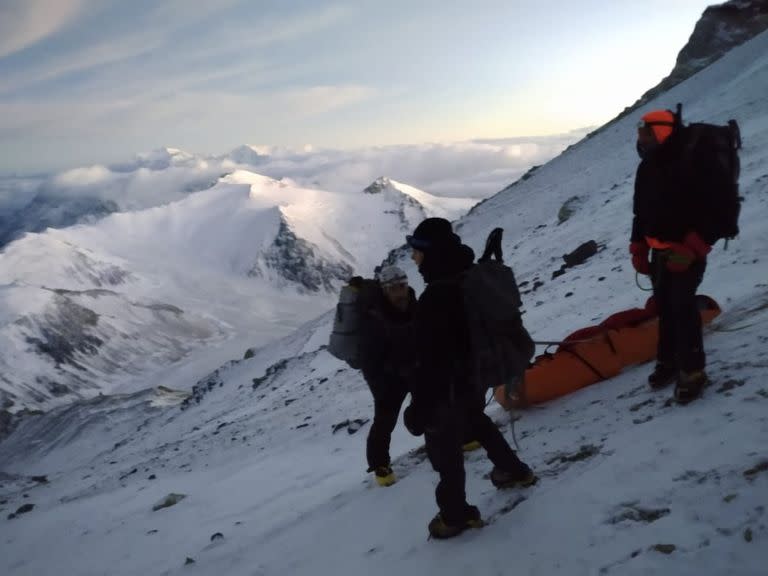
[629,107,712,404]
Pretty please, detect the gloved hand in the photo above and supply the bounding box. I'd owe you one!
[403,403,425,437]
[629,241,650,275]
[665,232,711,272]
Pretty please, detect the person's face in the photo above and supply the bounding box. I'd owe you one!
[411,249,424,266]
[383,282,409,310]
[637,125,658,150]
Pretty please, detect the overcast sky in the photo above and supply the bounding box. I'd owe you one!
[0,0,714,173]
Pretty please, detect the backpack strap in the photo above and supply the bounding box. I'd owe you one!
[479,227,504,264]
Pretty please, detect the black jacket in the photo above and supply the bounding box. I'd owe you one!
[410,243,475,424]
[359,287,418,389]
[632,128,718,245]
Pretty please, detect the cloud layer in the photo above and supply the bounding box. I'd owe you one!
[0,130,589,252]
[236,132,591,198]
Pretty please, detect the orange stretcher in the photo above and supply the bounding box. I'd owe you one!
[494,295,721,409]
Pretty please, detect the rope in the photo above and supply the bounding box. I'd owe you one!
[635,272,654,292]
[561,347,607,381]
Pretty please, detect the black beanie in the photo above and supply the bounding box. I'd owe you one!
[406,218,459,251]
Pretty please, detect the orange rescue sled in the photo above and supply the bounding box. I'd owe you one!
[494,295,721,409]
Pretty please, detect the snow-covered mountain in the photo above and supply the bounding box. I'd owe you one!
[0,168,474,412]
[0,133,589,251]
[363,176,476,223]
[1,16,767,576]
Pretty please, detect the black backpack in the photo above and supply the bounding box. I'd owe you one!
[327,277,382,369]
[675,103,742,242]
[463,228,534,397]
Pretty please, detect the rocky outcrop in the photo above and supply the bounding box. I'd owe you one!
[602,0,768,128]
[1,287,219,412]
[0,409,14,442]
[639,0,768,105]
[254,219,353,293]
[23,294,102,370]
[363,177,427,232]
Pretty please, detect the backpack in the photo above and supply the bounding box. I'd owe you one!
[675,103,742,242]
[327,277,382,369]
[463,228,534,397]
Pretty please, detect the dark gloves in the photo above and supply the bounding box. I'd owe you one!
[629,241,650,275]
[664,232,711,272]
[403,402,425,437]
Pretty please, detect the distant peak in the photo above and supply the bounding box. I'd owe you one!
[223,145,261,167]
[363,177,393,194]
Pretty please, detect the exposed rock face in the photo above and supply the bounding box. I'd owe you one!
[640,0,768,105]
[23,294,103,370]
[604,0,768,126]
[256,219,353,293]
[0,410,14,442]
[364,177,427,232]
[1,288,220,412]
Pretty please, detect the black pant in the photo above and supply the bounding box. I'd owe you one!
[425,394,525,523]
[365,375,409,470]
[651,252,707,372]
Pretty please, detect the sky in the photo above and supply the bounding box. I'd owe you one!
[0,0,716,174]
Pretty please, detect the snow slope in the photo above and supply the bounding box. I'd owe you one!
[1,24,768,576]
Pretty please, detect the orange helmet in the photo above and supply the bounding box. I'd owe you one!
[638,109,675,144]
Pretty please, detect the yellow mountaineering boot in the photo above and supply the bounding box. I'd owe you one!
[461,440,482,452]
[373,466,396,487]
[428,505,484,539]
[490,464,538,489]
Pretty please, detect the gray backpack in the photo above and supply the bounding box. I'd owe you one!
[463,228,534,396]
[327,277,382,369]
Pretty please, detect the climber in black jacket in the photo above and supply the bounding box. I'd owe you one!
[359,265,418,486]
[403,217,535,539]
[630,109,714,404]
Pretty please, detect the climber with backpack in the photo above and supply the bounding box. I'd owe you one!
[328,264,482,487]
[403,217,535,539]
[359,265,419,487]
[328,266,418,486]
[630,104,741,404]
